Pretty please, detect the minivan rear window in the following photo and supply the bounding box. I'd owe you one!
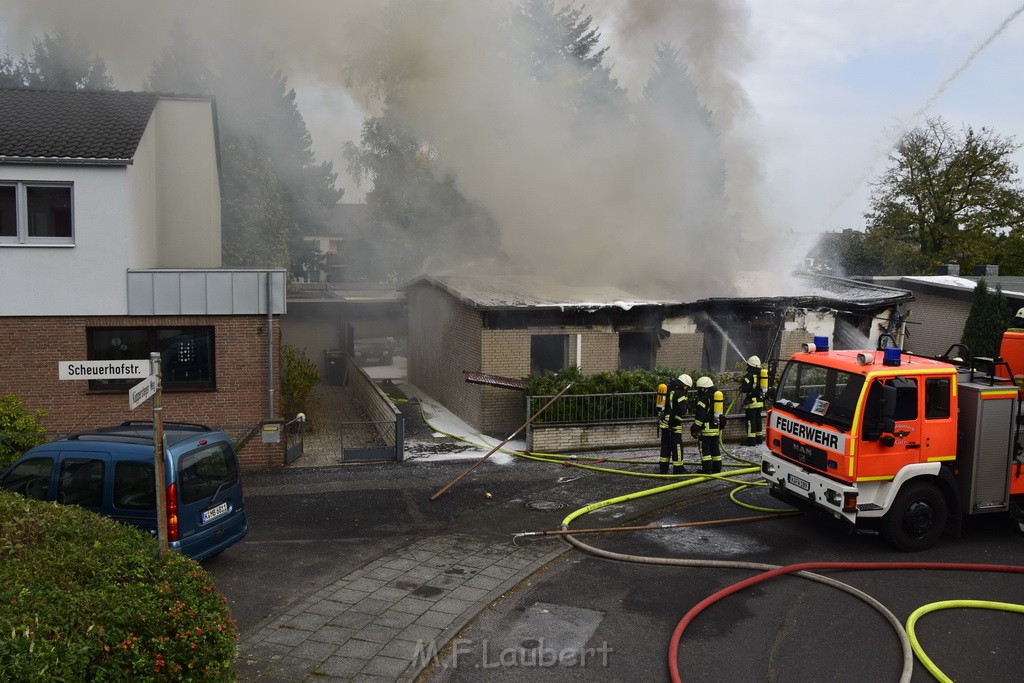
[178,442,239,505]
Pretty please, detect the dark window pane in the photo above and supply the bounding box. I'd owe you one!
[619,332,653,370]
[0,457,53,499]
[114,461,156,510]
[531,335,567,375]
[159,329,214,385]
[0,186,15,238]
[26,186,72,238]
[178,442,239,505]
[88,329,150,389]
[925,378,951,419]
[58,458,104,508]
[87,327,215,391]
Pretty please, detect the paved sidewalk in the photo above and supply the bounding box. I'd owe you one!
[234,533,566,681]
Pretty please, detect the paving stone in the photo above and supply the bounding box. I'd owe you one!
[285,611,334,631]
[391,596,436,615]
[412,609,458,630]
[478,564,519,580]
[430,596,475,616]
[361,566,406,582]
[362,655,414,678]
[348,596,395,616]
[263,627,312,647]
[372,609,421,629]
[305,599,354,618]
[334,637,385,660]
[376,638,428,661]
[347,576,389,593]
[328,610,376,629]
[306,624,357,645]
[448,585,489,602]
[330,587,371,604]
[463,574,503,591]
[367,586,411,602]
[288,638,339,662]
[262,655,322,679]
[352,623,402,644]
[397,623,443,644]
[315,655,366,678]
[382,557,420,571]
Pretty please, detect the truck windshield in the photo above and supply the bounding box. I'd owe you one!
[773,360,865,432]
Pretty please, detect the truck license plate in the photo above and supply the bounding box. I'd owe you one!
[202,502,228,523]
[787,473,810,491]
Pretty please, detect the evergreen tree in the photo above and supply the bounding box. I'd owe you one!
[0,27,112,90]
[961,279,1012,359]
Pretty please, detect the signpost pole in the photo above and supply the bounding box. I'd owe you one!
[151,352,169,558]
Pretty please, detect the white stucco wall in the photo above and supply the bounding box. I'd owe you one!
[0,164,145,315]
[0,96,222,316]
[152,98,221,267]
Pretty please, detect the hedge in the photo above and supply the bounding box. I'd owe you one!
[0,492,238,681]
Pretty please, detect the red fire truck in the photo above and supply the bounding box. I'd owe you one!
[760,331,1024,551]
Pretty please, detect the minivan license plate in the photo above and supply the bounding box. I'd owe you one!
[787,473,810,491]
[202,502,228,523]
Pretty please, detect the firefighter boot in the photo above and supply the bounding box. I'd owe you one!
[712,459,722,474]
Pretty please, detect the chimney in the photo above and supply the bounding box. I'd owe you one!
[973,264,999,277]
[936,264,960,276]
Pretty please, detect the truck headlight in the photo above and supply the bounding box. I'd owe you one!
[761,461,776,476]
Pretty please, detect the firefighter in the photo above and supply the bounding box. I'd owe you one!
[658,374,692,474]
[691,375,723,474]
[739,355,765,446]
[1010,306,1024,332]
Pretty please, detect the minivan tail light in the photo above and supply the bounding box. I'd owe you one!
[166,482,180,542]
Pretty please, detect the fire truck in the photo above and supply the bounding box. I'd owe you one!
[760,330,1024,551]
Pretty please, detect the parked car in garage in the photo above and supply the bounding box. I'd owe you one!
[353,336,394,366]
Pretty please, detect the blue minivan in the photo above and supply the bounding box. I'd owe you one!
[0,421,247,561]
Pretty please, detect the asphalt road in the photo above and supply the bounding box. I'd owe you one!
[204,451,1024,682]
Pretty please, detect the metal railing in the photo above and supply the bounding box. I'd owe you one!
[526,391,660,425]
[284,416,305,464]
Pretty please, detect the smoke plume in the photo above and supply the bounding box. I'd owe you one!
[1,0,801,299]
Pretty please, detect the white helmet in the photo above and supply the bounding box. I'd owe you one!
[747,355,761,367]
[695,376,714,389]
[1016,307,1024,318]
[678,374,693,388]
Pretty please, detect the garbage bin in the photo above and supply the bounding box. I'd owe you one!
[324,350,348,385]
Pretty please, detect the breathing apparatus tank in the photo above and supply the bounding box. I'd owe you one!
[713,390,724,426]
[656,383,667,412]
[759,365,769,394]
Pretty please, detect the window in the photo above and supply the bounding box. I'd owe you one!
[0,182,73,244]
[925,377,951,419]
[87,327,216,391]
[619,332,653,370]
[531,334,567,375]
[0,457,53,499]
[178,442,239,505]
[114,461,156,510]
[58,458,104,508]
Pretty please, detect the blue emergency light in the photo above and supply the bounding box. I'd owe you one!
[883,347,902,366]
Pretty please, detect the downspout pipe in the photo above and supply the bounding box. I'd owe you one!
[267,270,274,420]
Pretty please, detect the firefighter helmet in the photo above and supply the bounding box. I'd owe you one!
[1016,306,1024,318]
[747,355,761,367]
[695,376,714,389]
[678,374,693,388]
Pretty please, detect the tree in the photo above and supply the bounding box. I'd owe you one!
[0,27,112,90]
[961,279,1012,360]
[864,117,1024,275]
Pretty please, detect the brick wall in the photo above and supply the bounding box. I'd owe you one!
[0,315,283,470]
[655,332,704,370]
[406,285,484,429]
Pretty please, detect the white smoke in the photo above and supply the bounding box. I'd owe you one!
[1,0,806,298]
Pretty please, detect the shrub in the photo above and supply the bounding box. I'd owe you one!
[522,367,728,424]
[0,492,238,681]
[0,394,48,469]
[281,345,320,420]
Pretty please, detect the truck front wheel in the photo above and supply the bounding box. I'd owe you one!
[882,482,947,551]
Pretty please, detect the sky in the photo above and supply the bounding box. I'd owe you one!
[2,1,1023,290]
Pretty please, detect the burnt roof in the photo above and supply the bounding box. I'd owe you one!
[402,272,912,313]
[0,88,161,163]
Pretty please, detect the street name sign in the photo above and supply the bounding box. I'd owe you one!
[129,375,159,411]
[58,360,150,381]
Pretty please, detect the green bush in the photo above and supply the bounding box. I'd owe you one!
[0,492,238,681]
[281,345,320,420]
[0,394,48,469]
[522,367,727,424]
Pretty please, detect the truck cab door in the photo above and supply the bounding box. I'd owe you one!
[858,377,924,478]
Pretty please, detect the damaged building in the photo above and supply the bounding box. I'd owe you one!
[401,273,913,437]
